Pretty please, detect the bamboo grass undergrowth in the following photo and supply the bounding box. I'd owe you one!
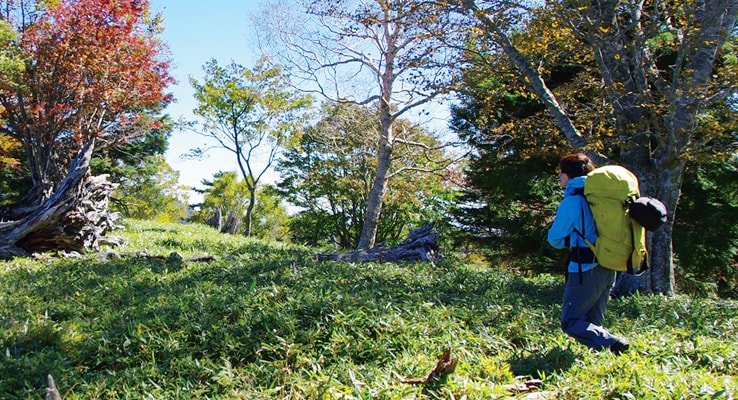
[0,219,736,399]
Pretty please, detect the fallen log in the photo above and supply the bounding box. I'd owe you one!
[91,251,216,264]
[317,224,441,263]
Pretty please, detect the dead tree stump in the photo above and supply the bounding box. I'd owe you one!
[0,140,122,259]
[206,208,222,231]
[46,374,62,400]
[221,210,241,234]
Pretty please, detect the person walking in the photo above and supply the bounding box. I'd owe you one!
[547,153,629,354]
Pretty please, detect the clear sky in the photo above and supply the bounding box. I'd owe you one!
[148,0,264,202]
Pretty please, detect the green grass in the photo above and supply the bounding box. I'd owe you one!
[1,219,736,399]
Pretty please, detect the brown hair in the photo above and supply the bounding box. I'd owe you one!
[559,153,596,178]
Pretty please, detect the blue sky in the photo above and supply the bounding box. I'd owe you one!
[149,0,263,200]
[148,0,454,204]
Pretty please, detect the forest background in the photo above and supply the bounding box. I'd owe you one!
[0,0,736,299]
[0,1,737,398]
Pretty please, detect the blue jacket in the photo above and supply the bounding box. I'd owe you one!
[547,176,599,273]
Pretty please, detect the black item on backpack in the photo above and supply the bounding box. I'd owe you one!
[628,196,668,231]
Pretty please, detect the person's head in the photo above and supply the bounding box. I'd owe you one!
[558,153,595,187]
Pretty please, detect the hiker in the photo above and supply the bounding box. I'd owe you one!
[547,153,629,354]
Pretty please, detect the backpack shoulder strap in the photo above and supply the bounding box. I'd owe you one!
[571,190,590,283]
[570,189,589,242]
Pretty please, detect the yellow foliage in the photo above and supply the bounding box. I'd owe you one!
[0,135,21,168]
[463,0,738,163]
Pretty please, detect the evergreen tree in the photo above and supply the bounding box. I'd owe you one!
[674,157,738,298]
[190,171,250,228]
[450,68,566,269]
[91,116,187,222]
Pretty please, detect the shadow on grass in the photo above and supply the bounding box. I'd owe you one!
[507,347,576,379]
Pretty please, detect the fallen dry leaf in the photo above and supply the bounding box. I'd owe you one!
[400,349,458,385]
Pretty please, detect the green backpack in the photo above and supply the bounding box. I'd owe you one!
[574,165,649,274]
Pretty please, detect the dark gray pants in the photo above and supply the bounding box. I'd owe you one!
[561,265,623,350]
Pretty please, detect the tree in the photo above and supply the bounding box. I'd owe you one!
[191,173,289,238]
[250,184,291,242]
[0,19,28,207]
[91,116,188,222]
[447,0,738,295]
[673,157,738,298]
[190,171,250,230]
[278,103,456,250]
[278,103,375,249]
[110,157,188,223]
[0,0,173,198]
[0,134,25,208]
[0,0,173,256]
[257,0,463,249]
[448,5,605,269]
[187,58,311,236]
[0,19,24,91]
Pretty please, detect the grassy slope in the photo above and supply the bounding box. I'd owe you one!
[0,219,736,399]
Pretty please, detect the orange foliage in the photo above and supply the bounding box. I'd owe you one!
[0,0,173,184]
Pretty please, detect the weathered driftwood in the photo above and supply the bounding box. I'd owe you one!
[206,208,222,230]
[222,210,241,234]
[318,224,441,263]
[46,374,62,400]
[92,251,216,264]
[0,140,122,260]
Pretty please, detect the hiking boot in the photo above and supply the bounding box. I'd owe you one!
[610,339,629,355]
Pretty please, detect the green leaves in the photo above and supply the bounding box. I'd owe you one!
[0,20,26,88]
[188,57,312,236]
[192,171,251,225]
[673,158,738,298]
[278,102,456,249]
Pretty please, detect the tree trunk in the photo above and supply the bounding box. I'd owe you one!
[357,111,395,250]
[0,140,122,259]
[645,158,685,295]
[244,186,256,237]
[357,144,391,250]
